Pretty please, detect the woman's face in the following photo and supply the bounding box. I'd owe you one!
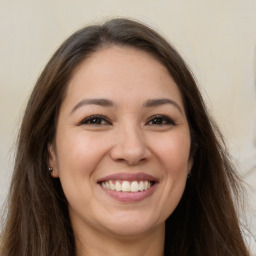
[49,46,193,239]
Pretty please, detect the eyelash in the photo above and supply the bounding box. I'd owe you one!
[79,114,176,126]
[146,115,176,126]
[80,115,111,125]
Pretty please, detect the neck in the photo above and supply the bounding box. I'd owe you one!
[74,224,165,256]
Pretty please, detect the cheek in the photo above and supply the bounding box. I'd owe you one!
[55,130,109,185]
[54,131,110,205]
[149,131,190,217]
[159,136,189,190]
[55,131,108,208]
[151,130,191,173]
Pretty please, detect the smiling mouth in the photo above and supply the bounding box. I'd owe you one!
[100,180,155,193]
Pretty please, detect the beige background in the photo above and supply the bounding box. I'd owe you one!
[0,0,255,254]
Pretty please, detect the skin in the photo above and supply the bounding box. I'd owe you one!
[49,46,193,256]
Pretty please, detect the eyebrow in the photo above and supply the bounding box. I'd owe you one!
[70,97,182,114]
[143,98,182,113]
[70,98,114,114]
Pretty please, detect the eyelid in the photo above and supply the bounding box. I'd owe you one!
[79,114,112,125]
[78,114,175,126]
[146,114,176,126]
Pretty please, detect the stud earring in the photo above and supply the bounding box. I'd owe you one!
[48,167,53,173]
[187,172,192,179]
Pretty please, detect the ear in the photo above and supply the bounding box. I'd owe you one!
[48,143,59,178]
[187,143,198,173]
[187,157,194,174]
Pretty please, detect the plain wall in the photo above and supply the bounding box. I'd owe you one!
[0,0,255,254]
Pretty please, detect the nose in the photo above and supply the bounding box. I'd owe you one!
[109,124,151,165]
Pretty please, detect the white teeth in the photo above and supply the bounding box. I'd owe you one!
[101,180,153,192]
[116,181,122,191]
[145,181,150,189]
[105,181,110,189]
[131,181,139,192]
[110,180,115,190]
[122,181,130,192]
[139,181,144,191]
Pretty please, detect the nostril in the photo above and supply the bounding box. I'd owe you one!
[127,157,148,166]
[109,137,151,165]
[113,157,148,166]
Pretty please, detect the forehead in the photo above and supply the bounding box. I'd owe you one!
[63,46,184,108]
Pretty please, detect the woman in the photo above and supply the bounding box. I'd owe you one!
[0,18,249,255]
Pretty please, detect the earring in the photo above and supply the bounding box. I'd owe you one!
[187,172,192,179]
[48,167,53,173]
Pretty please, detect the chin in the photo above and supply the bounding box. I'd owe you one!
[106,223,157,237]
[101,212,163,237]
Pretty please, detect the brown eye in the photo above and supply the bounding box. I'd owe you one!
[146,115,176,126]
[80,115,111,125]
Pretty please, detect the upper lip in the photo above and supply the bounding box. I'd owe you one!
[97,172,158,183]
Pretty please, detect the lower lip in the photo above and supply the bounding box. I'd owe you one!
[100,184,157,202]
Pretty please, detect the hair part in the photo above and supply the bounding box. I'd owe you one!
[0,18,249,256]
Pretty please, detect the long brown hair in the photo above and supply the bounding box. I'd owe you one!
[0,18,249,256]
